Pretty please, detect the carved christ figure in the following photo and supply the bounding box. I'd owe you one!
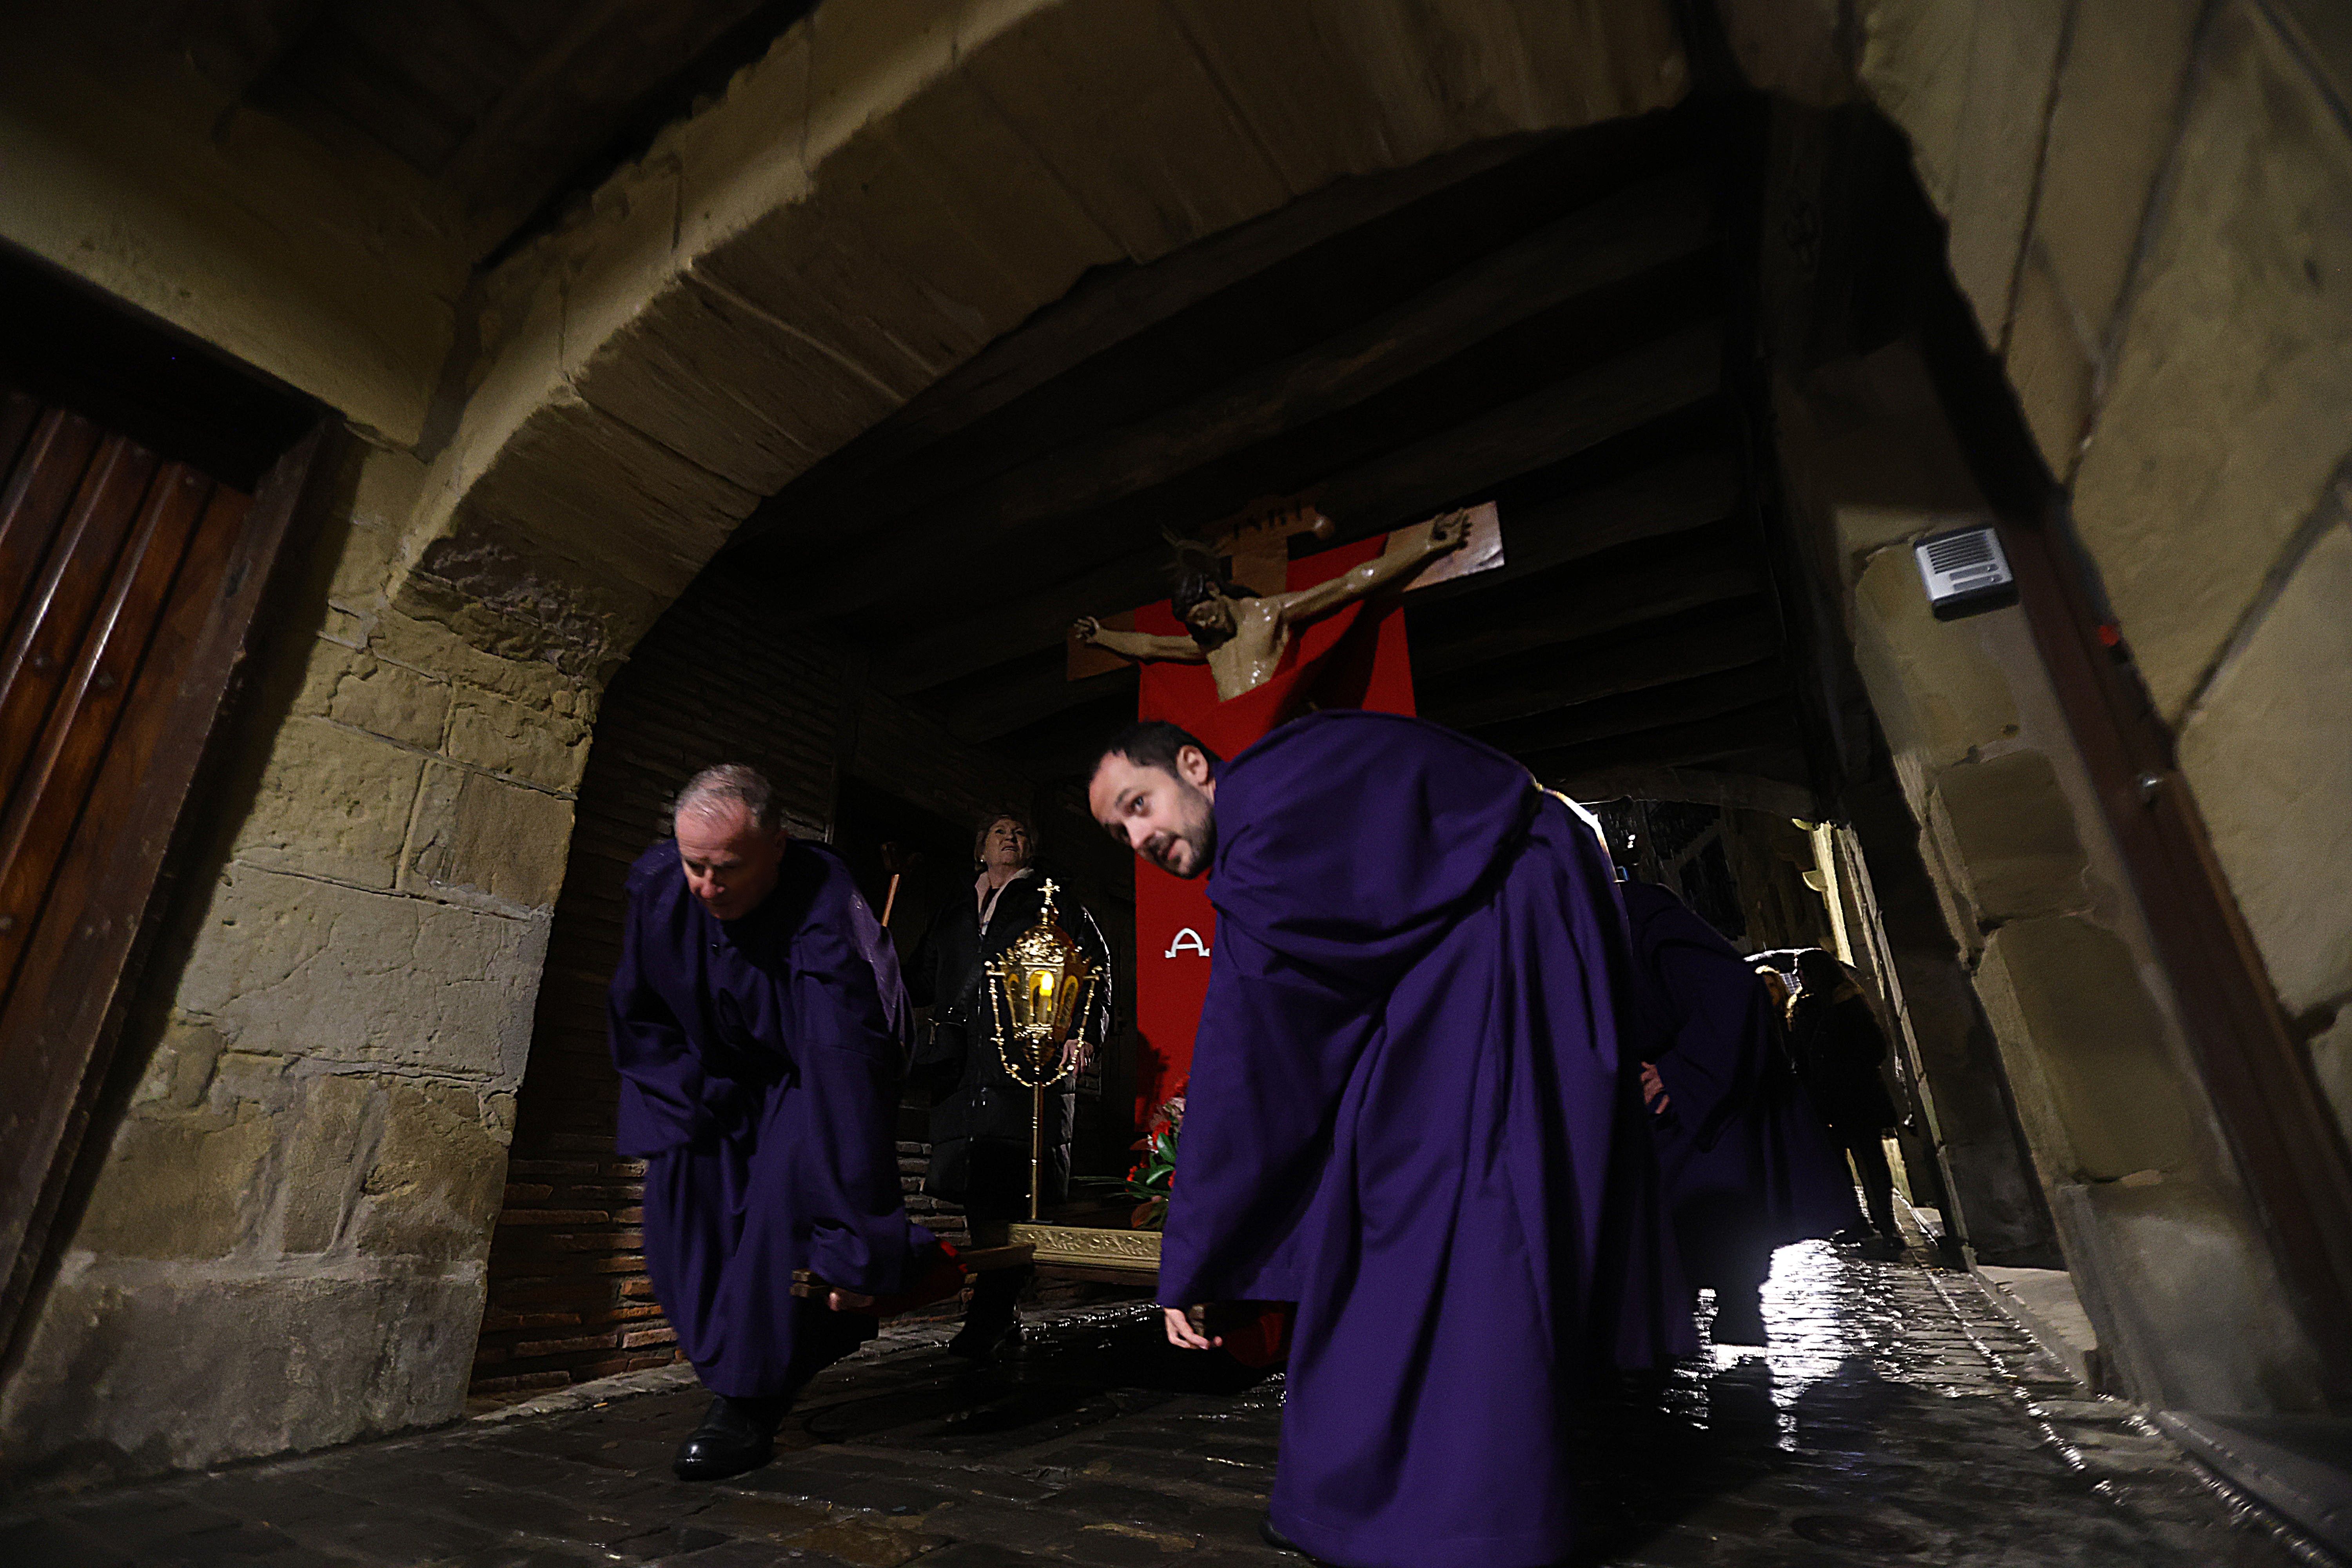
[1072,508,1472,701]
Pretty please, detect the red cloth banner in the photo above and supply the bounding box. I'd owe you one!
[1129,537,1416,1122]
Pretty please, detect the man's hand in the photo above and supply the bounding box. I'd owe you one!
[1059,1038,1094,1074]
[1072,615,1103,645]
[1164,1304,1223,1351]
[1640,1062,1672,1115]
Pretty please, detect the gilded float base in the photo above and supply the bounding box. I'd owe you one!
[1007,1222,1161,1285]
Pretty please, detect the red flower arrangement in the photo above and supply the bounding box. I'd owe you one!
[1123,1083,1185,1231]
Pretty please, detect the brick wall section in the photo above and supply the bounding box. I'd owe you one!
[850,687,1033,830]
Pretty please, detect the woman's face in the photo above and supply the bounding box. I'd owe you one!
[982,817,1032,872]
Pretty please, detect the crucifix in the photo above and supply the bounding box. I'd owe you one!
[1068,497,1504,1125]
[1066,500,1503,692]
[1073,506,1485,699]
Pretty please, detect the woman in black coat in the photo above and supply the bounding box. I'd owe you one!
[1785,949,1902,1242]
[904,810,1113,1357]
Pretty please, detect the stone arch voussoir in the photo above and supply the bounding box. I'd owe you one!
[391,0,1690,686]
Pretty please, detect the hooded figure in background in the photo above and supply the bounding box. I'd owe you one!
[1623,882,1861,1344]
[905,810,1113,1360]
[610,765,948,1481]
[1088,711,1691,1568]
[1788,947,1905,1242]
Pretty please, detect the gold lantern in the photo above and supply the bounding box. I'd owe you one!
[982,880,1101,1219]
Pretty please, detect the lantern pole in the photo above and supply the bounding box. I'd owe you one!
[1029,1074,1046,1222]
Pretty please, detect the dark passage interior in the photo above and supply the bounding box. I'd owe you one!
[474,99,1968,1398]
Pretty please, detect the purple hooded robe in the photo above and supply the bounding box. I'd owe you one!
[1621,883,1859,1301]
[610,839,942,1399]
[1157,711,1694,1568]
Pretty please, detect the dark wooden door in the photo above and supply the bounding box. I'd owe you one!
[0,386,331,1341]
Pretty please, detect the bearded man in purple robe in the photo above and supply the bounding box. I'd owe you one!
[1087,714,1693,1568]
[610,764,950,1481]
[1623,882,1859,1345]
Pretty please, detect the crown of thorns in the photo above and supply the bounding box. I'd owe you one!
[1165,531,1256,617]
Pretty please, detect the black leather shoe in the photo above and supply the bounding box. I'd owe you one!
[947,1314,1023,1363]
[1711,1297,1769,1346]
[672,1394,785,1481]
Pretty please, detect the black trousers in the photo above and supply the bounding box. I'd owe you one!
[1831,1122,1900,1236]
[961,1143,1038,1328]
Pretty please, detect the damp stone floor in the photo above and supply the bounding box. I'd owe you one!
[0,1239,2319,1568]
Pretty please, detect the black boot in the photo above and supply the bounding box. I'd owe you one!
[672,1394,788,1481]
[948,1267,1028,1362]
[1711,1286,1769,1347]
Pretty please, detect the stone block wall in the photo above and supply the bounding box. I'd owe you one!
[0,443,596,1478]
[1737,0,2352,1409]
[1839,0,2352,1154]
[1775,334,2327,1411]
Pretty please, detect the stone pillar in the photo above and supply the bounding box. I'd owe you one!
[0,446,590,1479]
[1765,332,2331,1412]
[1839,779,2055,1264]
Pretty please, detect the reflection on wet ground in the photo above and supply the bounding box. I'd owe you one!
[0,1240,2319,1566]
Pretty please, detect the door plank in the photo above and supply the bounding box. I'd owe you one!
[0,410,102,651]
[0,463,215,1001]
[0,437,159,809]
[0,392,40,485]
[0,420,327,1348]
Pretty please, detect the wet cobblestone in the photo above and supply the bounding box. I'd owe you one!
[0,1241,2320,1566]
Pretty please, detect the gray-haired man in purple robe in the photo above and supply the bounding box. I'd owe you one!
[609,764,947,1480]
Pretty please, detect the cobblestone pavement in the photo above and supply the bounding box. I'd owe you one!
[1,1240,2321,1567]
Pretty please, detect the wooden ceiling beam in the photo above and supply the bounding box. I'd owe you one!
[806,171,1712,585]
[1518,699,1799,780]
[1406,452,1738,604]
[946,662,1138,748]
[805,273,1726,650]
[871,323,1725,695]
[1548,755,1819,816]
[1418,604,1780,731]
[724,135,1560,555]
[1412,546,1759,680]
[179,0,333,98]
[1466,661,1789,757]
[437,0,774,218]
[933,452,1744,739]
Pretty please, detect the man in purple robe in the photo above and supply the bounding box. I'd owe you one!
[610,764,949,1480]
[1623,882,1859,1345]
[1087,713,1693,1568]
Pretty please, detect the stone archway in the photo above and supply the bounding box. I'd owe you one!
[8,0,2348,1485]
[392,0,1690,683]
[411,0,2352,1423]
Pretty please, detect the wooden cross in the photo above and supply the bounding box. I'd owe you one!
[1067,500,1503,680]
